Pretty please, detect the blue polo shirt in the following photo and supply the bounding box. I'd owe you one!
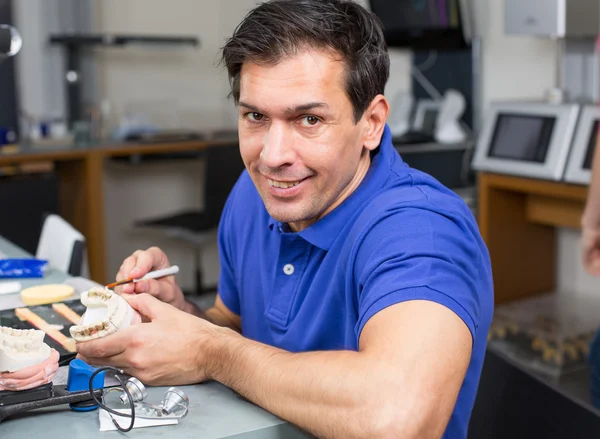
[217,125,494,438]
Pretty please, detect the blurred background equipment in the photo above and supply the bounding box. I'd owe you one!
[472,101,580,181]
[434,89,468,144]
[368,0,478,209]
[368,0,473,50]
[0,24,21,60]
[387,91,414,138]
[48,33,198,130]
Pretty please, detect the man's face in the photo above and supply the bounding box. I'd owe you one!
[238,48,377,231]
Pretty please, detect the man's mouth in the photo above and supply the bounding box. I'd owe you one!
[267,178,302,189]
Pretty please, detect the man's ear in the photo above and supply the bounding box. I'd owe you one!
[362,95,390,151]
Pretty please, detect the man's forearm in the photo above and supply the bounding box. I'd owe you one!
[583,136,600,227]
[181,299,205,318]
[206,330,406,439]
[182,301,240,331]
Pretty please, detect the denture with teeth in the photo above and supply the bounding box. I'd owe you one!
[0,326,60,391]
[69,287,142,342]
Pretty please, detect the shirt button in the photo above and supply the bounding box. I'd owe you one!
[283,264,294,275]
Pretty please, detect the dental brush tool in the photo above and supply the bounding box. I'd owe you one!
[105,266,180,290]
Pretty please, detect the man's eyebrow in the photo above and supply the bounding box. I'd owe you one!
[238,101,262,113]
[237,101,330,115]
[285,102,329,114]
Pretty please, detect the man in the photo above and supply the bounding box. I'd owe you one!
[582,130,600,275]
[77,1,494,437]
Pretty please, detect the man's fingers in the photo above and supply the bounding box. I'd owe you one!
[583,245,600,275]
[127,247,169,279]
[589,257,600,276]
[112,247,170,294]
[147,247,170,268]
[77,354,111,367]
[114,252,144,294]
[77,354,133,370]
[128,250,155,279]
[118,255,138,281]
[142,247,170,273]
[122,293,169,320]
[75,329,130,359]
[119,283,135,295]
[133,279,163,298]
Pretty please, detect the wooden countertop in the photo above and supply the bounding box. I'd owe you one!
[0,136,239,165]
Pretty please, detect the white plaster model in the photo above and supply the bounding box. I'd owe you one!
[70,287,141,342]
[0,327,51,373]
[388,91,414,137]
[434,89,467,144]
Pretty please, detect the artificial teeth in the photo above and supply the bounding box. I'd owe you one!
[0,325,52,373]
[70,287,141,342]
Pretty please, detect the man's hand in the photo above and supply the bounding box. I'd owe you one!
[114,247,242,327]
[582,134,600,276]
[76,293,230,385]
[115,247,187,311]
[582,227,600,276]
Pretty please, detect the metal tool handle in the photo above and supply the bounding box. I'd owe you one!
[0,386,102,423]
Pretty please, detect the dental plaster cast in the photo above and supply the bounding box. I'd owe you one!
[70,287,142,342]
[0,326,60,391]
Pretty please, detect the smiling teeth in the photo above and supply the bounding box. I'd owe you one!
[268,179,300,189]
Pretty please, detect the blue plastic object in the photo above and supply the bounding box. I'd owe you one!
[67,359,105,411]
[0,258,48,278]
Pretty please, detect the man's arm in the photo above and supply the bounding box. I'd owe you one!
[207,300,472,439]
[183,294,242,332]
[582,133,600,274]
[583,133,600,227]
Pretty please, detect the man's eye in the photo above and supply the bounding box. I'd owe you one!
[300,116,320,127]
[247,112,265,122]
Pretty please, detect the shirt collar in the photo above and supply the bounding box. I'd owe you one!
[268,124,397,250]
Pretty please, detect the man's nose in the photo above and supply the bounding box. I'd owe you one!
[260,123,296,168]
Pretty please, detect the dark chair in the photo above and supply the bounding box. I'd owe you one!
[135,143,245,294]
[468,347,600,439]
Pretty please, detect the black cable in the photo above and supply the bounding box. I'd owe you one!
[58,353,78,367]
[88,366,135,433]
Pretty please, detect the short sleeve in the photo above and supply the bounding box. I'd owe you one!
[217,179,242,316]
[353,206,484,343]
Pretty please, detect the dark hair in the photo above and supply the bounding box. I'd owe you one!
[220,0,390,123]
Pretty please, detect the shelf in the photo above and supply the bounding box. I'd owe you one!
[49,34,199,47]
[477,172,588,304]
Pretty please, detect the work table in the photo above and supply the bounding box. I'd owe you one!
[1,381,306,438]
[0,235,308,438]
